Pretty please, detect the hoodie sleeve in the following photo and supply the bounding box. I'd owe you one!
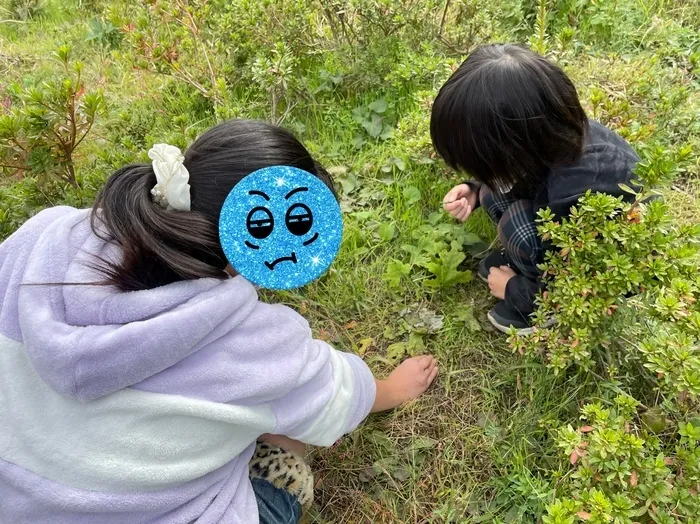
[268,317,377,447]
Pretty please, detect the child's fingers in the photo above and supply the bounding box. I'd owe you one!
[456,203,471,221]
[444,186,465,202]
[443,200,461,213]
[426,365,438,385]
[443,198,464,211]
[416,355,434,367]
[420,355,436,370]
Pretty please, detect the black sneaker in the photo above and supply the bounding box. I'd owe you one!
[487,301,534,335]
[478,250,516,283]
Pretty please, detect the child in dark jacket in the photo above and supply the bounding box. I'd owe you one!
[431,44,640,334]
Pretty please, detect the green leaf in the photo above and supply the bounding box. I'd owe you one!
[351,106,367,123]
[409,436,437,451]
[464,240,490,258]
[367,430,395,453]
[377,222,396,242]
[641,407,667,433]
[402,186,421,205]
[55,45,71,64]
[392,466,410,482]
[460,232,483,245]
[379,126,394,141]
[407,332,425,353]
[383,324,401,340]
[383,259,410,287]
[454,306,482,331]
[386,342,407,362]
[369,98,388,114]
[363,114,383,137]
[423,241,472,288]
[618,183,639,195]
[338,172,360,194]
[456,231,489,257]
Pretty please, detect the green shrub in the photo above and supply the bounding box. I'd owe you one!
[546,395,700,523]
[85,16,122,49]
[118,0,227,106]
[511,145,700,402]
[0,45,105,188]
[4,0,43,20]
[505,140,700,523]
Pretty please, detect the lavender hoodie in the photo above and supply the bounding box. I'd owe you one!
[0,207,376,523]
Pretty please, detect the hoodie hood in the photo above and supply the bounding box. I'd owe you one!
[1,206,258,401]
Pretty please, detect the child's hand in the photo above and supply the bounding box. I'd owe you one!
[371,356,438,412]
[488,265,517,299]
[388,355,438,402]
[443,184,478,222]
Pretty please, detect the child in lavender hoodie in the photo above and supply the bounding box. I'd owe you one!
[0,119,438,524]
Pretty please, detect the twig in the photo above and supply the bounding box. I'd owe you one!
[439,0,452,36]
[322,6,340,42]
[73,119,94,150]
[34,182,57,206]
[176,1,220,104]
[0,162,27,170]
[275,100,299,126]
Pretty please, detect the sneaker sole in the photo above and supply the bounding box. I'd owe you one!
[487,311,534,336]
[478,273,489,283]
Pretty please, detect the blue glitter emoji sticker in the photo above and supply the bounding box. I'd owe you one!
[219,166,343,290]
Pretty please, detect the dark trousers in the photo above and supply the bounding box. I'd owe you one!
[479,185,545,280]
[479,186,545,314]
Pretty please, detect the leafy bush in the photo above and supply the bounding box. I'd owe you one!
[0,45,105,188]
[546,395,700,523]
[85,17,122,49]
[3,0,43,20]
[250,42,303,124]
[507,143,700,523]
[511,145,700,398]
[119,0,227,106]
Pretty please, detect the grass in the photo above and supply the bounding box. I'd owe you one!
[1,0,699,522]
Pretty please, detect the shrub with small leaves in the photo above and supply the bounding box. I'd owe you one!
[545,395,700,524]
[250,42,302,124]
[6,0,43,20]
[510,146,700,405]
[120,0,226,106]
[0,45,105,188]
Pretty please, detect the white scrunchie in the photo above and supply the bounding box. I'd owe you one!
[148,144,191,211]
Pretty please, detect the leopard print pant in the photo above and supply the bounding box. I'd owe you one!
[249,441,314,509]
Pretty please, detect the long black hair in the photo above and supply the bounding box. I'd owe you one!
[430,44,588,193]
[92,119,333,291]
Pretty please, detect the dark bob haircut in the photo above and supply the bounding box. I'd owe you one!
[92,119,333,291]
[430,44,588,191]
